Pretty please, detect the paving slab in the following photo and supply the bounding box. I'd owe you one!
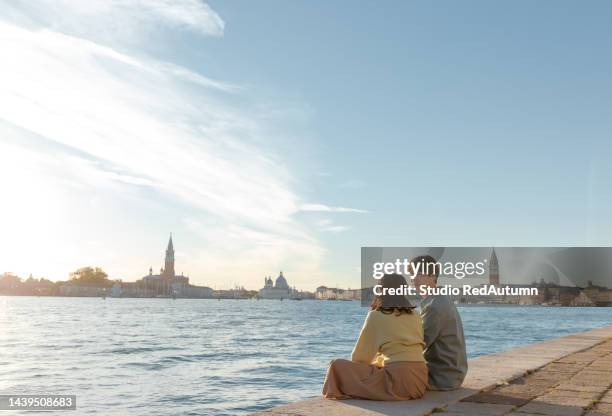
[441,402,514,415]
[601,390,612,403]
[588,402,612,416]
[515,401,583,416]
[556,382,609,393]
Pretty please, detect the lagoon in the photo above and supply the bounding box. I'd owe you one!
[1,297,610,415]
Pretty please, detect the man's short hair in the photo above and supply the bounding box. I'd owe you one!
[411,255,439,278]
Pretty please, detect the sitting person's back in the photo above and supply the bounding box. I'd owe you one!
[351,308,425,365]
[421,294,467,390]
[411,255,468,390]
[322,273,428,401]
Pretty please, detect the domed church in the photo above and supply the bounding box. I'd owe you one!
[259,271,296,299]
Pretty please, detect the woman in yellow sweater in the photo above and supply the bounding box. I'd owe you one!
[322,273,427,400]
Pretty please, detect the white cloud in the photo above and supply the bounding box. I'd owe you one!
[0,22,293,224]
[0,3,334,289]
[299,203,368,213]
[315,219,351,233]
[156,62,240,92]
[4,0,225,40]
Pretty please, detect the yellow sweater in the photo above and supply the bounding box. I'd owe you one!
[351,310,425,366]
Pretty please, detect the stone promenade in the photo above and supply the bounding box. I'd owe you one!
[251,325,612,416]
[441,336,612,415]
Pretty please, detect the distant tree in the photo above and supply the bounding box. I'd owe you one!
[23,274,37,287]
[69,267,113,288]
[0,273,22,290]
[39,278,54,286]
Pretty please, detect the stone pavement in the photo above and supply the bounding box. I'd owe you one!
[251,325,612,416]
[442,337,612,415]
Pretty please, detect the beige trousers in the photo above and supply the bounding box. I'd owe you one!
[322,359,428,401]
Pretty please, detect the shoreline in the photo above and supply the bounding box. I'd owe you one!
[1,295,611,307]
[250,325,612,416]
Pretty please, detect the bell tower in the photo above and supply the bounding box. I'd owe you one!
[489,248,499,286]
[164,234,175,278]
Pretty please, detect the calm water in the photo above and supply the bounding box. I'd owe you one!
[1,297,611,415]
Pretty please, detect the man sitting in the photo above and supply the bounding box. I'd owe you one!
[411,255,468,390]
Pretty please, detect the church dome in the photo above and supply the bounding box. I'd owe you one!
[274,271,289,289]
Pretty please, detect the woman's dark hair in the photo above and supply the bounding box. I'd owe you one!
[370,273,415,315]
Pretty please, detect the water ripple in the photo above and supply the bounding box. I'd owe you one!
[1,297,610,416]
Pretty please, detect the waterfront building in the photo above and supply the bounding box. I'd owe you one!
[580,281,612,306]
[344,288,362,300]
[60,284,108,297]
[258,272,297,299]
[318,286,342,300]
[315,286,327,298]
[111,235,213,298]
[140,234,189,296]
[315,286,360,300]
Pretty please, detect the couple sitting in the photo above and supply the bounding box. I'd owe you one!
[322,255,468,401]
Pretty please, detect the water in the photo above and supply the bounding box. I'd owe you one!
[1,297,610,415]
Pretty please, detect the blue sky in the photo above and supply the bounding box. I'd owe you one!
[1,1,611,290]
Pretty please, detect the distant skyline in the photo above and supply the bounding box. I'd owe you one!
[1,1,612,291]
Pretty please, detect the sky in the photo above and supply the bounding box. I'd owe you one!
[1,1,611,291]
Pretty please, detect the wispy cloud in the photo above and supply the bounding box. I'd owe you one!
[299,203,368,213]
[315,219,351,233]
[4,0,225,39]
[156,62,241,92]
[0,2,335,288]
